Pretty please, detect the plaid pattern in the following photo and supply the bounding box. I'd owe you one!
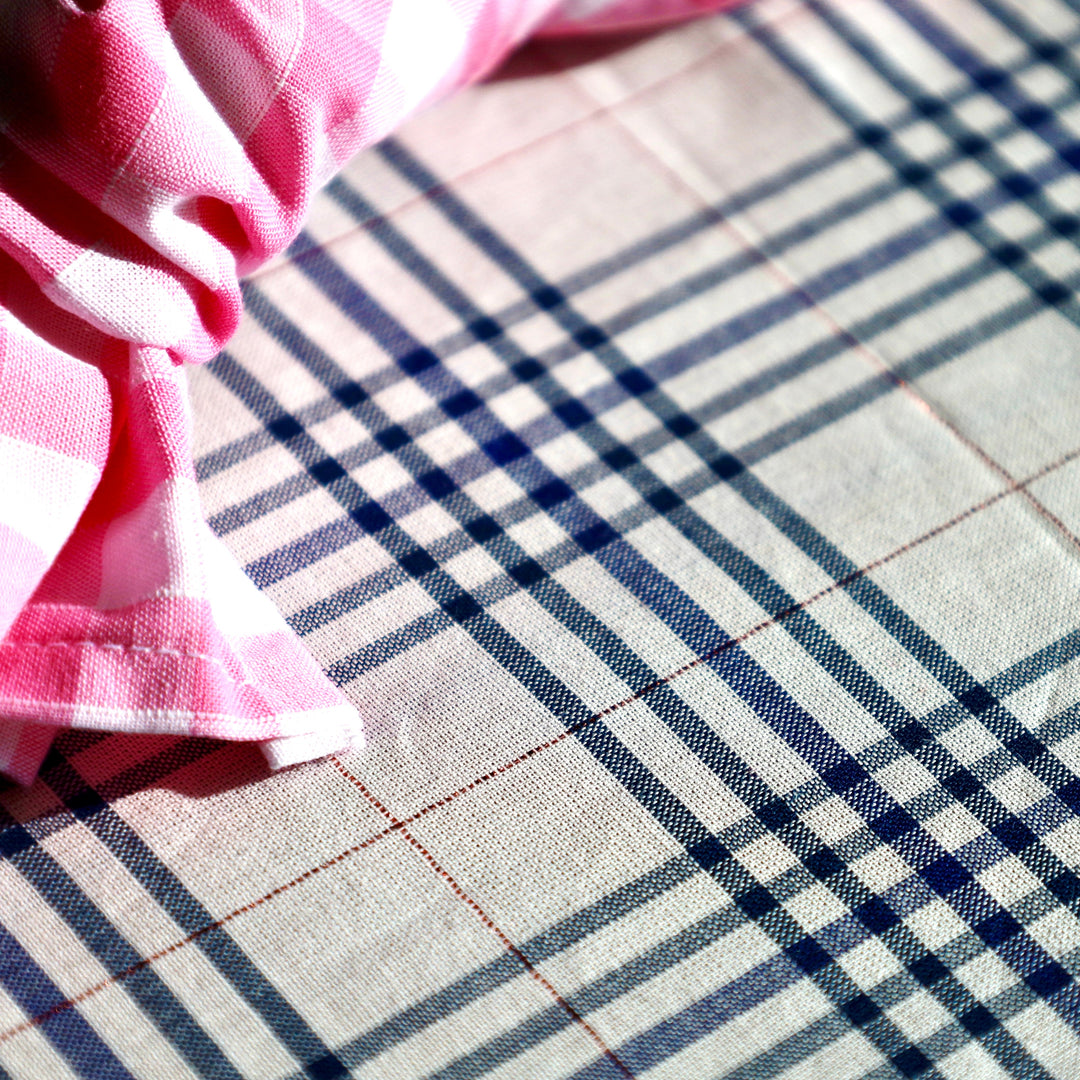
[6,0,1080,1075]
[0,0,738,779]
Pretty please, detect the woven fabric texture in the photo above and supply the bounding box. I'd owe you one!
[0,0,738,780]
[6,0,1080,1076]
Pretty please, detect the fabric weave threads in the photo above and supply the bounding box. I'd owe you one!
[3,0,1080,1077]
[0,0,741,779]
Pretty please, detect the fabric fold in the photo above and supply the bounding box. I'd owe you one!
[0,0,741,783]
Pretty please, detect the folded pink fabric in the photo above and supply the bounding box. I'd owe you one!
[0,0,739,783]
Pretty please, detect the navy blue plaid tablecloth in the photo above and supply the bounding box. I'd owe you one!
[6,0,1080,1076]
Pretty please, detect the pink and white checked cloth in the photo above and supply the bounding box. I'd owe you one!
[0,0,739,784]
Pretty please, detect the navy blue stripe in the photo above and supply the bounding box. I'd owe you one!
[238,356,1054,1080]
[323,655,1080,1074]
[249,7,1070,295]
[570,922,1069,1080]
[230,264,1044,1078]
[204,46,1080,1075]
[35,752,351,1080]
[209,349,713,829]
[247,199,1056,595]
[810,0,1080,250]
[736,0,1080,889]
[988,625,1080,701]
[221,124,1074,565]
[738,2,1080,330]
[438,837,1052,1080]
[892,0,1080,180]
[0,918,133,1080]
[569,684,1080,1075]
[978,0,1080,75]
[196,18,1080,488]
[375,136,1080,870]
[205,198,1034,528]
[836,0,1080,805]
[327,647,1080,1079]
[215,305,934,1072]
[363,143,1080,1052]
[0,738,221,859]
[233,232,1071,651]
[574,882,1073,1080]
[209,84,1080,561]
[0,808,244,1080]
[237,263,839,845]
[308,858,697,1074]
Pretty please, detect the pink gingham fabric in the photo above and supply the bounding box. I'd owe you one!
[0,0,740,783]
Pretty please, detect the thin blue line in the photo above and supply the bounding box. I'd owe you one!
[739,0,1080,899]
[37,753,350,1080]
[737,0,1080,329]
[0,811,244,1080]
[330,682,1080,1079]
[892,0,1080,177]
[233,253,1040,1077]
[216,297,929,1070]
[368,136,1080,1060]
[195,19,1080,486]
[203,29,1080,1075]
[377,132,1080,864]
[0,918,134,1080]
[211,81,1080,551]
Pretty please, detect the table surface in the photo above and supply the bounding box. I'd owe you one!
[5,1,1080,1076]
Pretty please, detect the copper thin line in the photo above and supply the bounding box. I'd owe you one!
[334,759,635,1078]
[2,445,1075,1044]
[243,0,813,287]
[0,832,395,1045]
[586,37,1080,557]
